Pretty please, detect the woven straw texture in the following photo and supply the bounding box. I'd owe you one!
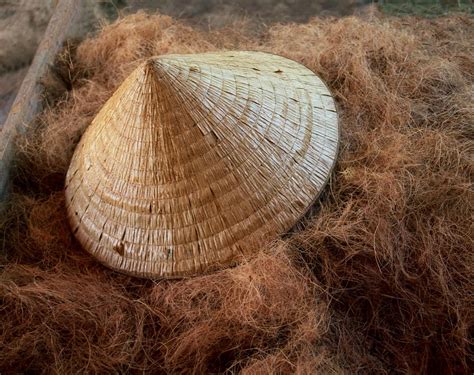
[65,51,339,278]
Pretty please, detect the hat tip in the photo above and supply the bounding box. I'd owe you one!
[144,56,176,82]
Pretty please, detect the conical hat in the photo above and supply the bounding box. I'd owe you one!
[65,51,339,278]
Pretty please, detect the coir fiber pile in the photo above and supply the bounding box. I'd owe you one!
[1,12,473,374]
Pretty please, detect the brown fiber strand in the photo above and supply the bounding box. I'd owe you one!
[1,12,473,374]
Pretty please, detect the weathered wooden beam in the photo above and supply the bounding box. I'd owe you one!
[0,0,85,204]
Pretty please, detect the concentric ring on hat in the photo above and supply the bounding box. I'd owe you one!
[64,51,339,278]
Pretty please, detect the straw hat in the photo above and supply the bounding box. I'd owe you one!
[65,51,339,278]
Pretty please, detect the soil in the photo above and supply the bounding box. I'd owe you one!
[0,67,26,125]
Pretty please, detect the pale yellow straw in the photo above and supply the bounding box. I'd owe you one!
[65,51,339,278]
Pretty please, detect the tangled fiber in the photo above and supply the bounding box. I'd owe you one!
[1,12,473,374]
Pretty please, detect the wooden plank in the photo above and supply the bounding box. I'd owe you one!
[0,0,85,204]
